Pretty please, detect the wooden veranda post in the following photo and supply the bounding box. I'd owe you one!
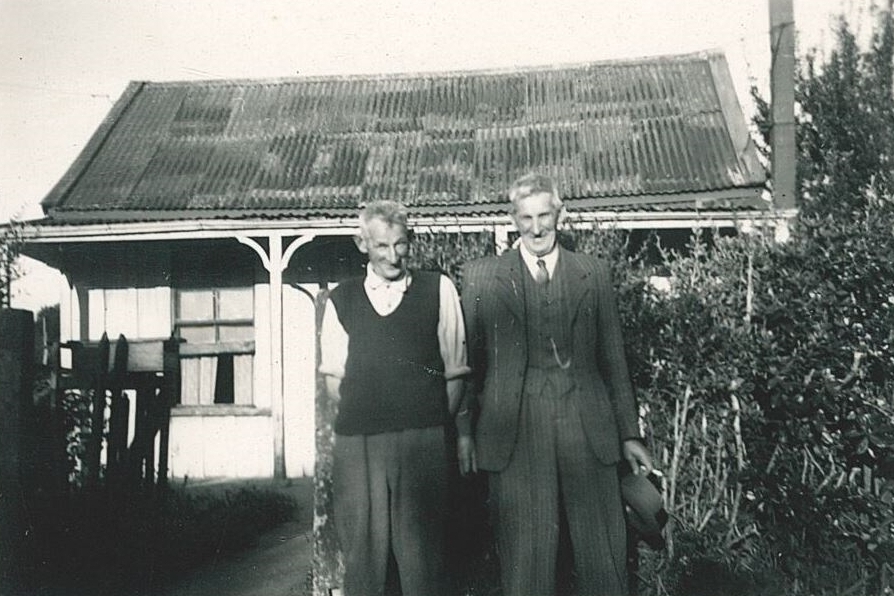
[238,233,315,479]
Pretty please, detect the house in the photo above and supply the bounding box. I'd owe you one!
[19,50,770,480]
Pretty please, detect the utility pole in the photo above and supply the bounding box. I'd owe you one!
[769,0,797,212]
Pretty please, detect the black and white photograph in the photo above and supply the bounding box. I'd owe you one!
[1,1,892,595]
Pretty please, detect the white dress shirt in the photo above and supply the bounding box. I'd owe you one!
[319,264,470,380]
[519,242,559,281]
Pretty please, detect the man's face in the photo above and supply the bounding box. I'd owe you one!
[357,217,410,281]
[512,191,560,257]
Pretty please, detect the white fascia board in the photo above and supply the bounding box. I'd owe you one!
[20,219,359,243]
[21,209,791,243]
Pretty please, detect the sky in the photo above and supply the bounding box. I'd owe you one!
[0,0,874,309]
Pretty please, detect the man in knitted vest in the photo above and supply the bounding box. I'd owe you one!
[319,200,469,596]
[458,173,653,595]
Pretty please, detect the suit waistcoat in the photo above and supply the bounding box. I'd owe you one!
[330,271,447,435]
[522,254,571,370]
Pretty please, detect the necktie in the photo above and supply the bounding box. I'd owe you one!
[535,258,549,284]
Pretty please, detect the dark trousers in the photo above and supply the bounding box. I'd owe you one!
[333,426,449,596]
[489,369,628,596]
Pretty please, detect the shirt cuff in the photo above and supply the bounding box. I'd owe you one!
[317,366,344,379]
[444,365,472,380]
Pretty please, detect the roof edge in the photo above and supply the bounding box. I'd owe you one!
[40,81,146,213]
[34,186,767,225]
[129,48,729,89]
[707,54,766,183]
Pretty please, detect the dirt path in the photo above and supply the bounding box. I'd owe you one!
[160,479,314,596]
[160,520,312,596]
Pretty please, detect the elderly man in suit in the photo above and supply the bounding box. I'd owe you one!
[457,173,653,595]
[320,200,469,596]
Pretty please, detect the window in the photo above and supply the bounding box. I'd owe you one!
[175,287,255,406]
[176,287,254,344]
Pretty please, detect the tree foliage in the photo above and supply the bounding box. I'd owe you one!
[0,218,24,308]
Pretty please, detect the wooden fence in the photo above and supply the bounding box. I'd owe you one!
[0,307,182,500]
[54,333,182,493]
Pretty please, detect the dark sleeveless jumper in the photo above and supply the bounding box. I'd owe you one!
[329,271,448,435]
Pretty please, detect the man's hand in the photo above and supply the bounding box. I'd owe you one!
[457,436,478,476]
[623,439,653,476]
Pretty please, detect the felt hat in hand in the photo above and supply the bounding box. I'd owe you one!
[620,465,668,550]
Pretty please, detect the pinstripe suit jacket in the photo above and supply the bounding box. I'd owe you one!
[461,246,640,472]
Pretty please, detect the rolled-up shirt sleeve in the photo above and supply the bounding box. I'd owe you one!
[318,297,348,379]
[438,275,471,380]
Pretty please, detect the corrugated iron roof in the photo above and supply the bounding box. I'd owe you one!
[41,51,766,222]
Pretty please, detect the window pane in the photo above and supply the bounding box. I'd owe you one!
[214,354,235,404]
[219,325,254,342]
[180,325,215,344]
[179,290,214,321]
[218,287,253,320]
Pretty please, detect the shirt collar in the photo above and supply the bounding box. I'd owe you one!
[518,242,559,276]
[364,263,411,292]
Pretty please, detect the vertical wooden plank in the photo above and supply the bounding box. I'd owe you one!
[199,356,217,405]
[137,287,172,338]
[60,280,75,344]
[235,416,274,478]
[125,388,137,457]
[74,284,90,344]
[283,284,316,477]
[157,336,181,490]
[130,381,149,489]
[48,341,68,491]
[253,282,272,409]
[180,358,199,406]
[104,289,139,339]
[107,334,129,487]
[87,287,103,341]
[143,388,156,491]
[234,354,253,405]
[85,333,109,489]
[179,359,200,406]
[168,415,205,480]
[202,416,236,477]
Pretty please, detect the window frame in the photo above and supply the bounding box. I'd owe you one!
[174,287,255,344]
[173,286,256,408]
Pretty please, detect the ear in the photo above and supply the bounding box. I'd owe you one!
[353,233,369,254]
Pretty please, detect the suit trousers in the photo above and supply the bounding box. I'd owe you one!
[333,426,449,596]
[489,368,628,596]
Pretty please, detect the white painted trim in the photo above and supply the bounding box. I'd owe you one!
[493,225,511,255]
[21,209,791,243]
[281,236,315,272]
[236,236,272,271]
[236,232,316,479]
